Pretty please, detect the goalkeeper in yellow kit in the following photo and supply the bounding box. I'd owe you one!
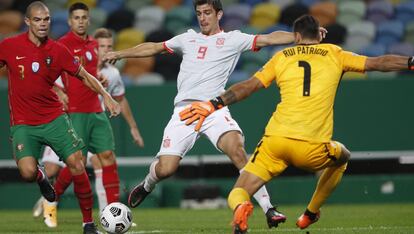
[180,15,414,233]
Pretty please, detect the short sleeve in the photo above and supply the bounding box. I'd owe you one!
[164,33,185,54]
[254,55,278,88]
[231,31,258,53]
[110,69,125,98]
[340,51,367,73]
[57,43,81,76]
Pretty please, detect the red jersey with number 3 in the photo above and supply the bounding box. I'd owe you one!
[58,31,102,113]
[0,32,80,126]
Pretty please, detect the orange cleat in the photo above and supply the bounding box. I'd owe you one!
[296,210,320,229]
[232,201,254,234]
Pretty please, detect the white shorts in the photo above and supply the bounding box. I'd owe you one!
[157,103,243,157]
[41,146,95,167]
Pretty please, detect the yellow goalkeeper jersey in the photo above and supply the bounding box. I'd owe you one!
[254,43,367,142]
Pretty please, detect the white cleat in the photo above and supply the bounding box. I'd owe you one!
[33,197,45,218]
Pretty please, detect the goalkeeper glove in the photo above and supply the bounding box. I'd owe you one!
[179,97,224,131]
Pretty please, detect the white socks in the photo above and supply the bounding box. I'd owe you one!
[143,160,160,192]
[94,169,107,212]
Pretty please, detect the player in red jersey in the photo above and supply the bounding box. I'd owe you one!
[0,2,120,233]
[52,2,121,213]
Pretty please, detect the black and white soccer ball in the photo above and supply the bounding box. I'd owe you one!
[100,202,133,234]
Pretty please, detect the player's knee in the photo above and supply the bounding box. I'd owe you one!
[97,150,115,164]
[66,159,85,174]
[20,166,37,182]
[337,145,351,165]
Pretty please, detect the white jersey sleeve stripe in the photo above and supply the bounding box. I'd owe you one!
[163,41,174,54]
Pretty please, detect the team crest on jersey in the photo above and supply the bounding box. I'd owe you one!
[32,62,40,73]
[16,144,24,152]
[216,38,225,47]
[45,56,52,67]
[85,51,92,61]
[163,138,171,148]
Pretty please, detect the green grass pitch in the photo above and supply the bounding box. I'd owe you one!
[1,203,413,233]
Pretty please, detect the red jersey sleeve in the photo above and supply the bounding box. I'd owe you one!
[57,42,81,76]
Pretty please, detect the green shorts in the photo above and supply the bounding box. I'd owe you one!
[10,114,84,162]
[69,112,115,156]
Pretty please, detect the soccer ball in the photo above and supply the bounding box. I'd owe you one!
[100,202,133,234]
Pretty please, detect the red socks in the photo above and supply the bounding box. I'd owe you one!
[102,163,120,204]
[73,172,93,223]
[54,167,72,199]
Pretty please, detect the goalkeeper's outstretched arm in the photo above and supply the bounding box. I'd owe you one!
[365,55,414,72]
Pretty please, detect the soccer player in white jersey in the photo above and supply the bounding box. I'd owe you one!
[104,0,325,228]
[33,28,144,228]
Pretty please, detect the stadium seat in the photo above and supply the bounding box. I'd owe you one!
[133,72,165,85]
[153,0,182,11]
[88,8,107,32]
[240,49,270,74]
[358,43,386,57]
[165,6,194,35]
[126,0,151,10]
[367,0,394,25]
[50,10,69,39]
[241,0,264,7]
[134,6,165,34]
[105,9,134,32]
[262,23,291,34]
[337,1,366,26]
[43,0,66,13]
[344,21,375,51]
[388,42,414,56]
[269,0,296,10]
[122,57,155,80]
[240,25,260,35]
[404,21,414,43]
[376,20,404,47]
[279,3,309,27]
[395,1,414,24]
[97,0,124,14]
[115,28,145,50]
[220,0,239,8]
[310,2,337,27]
[0,11,23,35]
[250,3,281,31]
[299,0,319,7]
[222,4,251,31]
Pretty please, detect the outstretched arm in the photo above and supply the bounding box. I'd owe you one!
[76,67,121,117]
[179,77,264,131]
[255,27,327,48]
[365,55,413,72]
[103,42,165,64]
[118,97,144,147]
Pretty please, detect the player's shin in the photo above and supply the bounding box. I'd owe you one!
[307,163,347,213]
[54,166,72,200]
[73,172,94,223]
[102,162,120,203]
[143,160,160,192]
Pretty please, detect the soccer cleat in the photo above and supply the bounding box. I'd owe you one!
[296,210,320,229]
[32,196,45,218]
[265,207,287,228]
[43,200,57,228]
[37,166,56,202]
[83,223,102,234]
[128,181,151,208]
[232,201,254,234]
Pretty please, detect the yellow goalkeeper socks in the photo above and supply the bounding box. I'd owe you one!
[228,187,250,211]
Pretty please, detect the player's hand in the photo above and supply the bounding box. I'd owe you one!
[104,95,121,117]
[55,86,68,111]
[97,73,109,88]
[179,101,216,131]
[130,127,144,147]
[102,51,121,65]
[319,27,328,41]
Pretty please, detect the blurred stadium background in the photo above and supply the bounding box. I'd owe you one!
[0,0,413,214]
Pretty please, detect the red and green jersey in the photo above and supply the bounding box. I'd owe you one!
[58,31,102,113]
[0,32,80,126]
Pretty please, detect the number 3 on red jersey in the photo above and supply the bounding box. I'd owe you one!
[197,46,208,59]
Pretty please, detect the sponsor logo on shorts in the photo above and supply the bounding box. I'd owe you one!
[163,138,171,148]
[16,144,24,152]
